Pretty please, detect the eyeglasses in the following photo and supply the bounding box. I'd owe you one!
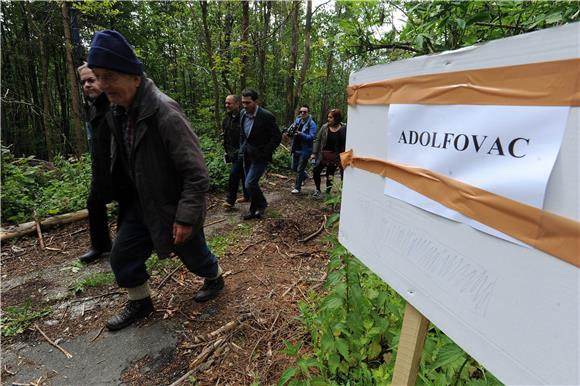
[299,110,308,114]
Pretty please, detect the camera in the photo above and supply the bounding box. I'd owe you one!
[285,123,298,137]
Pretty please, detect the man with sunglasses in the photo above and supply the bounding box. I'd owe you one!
[77,63,113,264]
[287,105,317,194]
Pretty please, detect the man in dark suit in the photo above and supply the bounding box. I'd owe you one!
[222,94,249,209]
[239,88,281,220]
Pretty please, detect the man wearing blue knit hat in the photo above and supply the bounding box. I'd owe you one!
[88,30,224,331]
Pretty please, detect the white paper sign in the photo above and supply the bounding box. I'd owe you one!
[384,104,570,244]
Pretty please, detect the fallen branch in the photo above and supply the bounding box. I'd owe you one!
[3,365,16,375]
[270,173,290,179]
[299,215,327,243]
[34,324,72,358]
[1,203,114,241]
[282,279,302,297]
[69,227,87,236]
[89,326,105,344]
[204,218,226,227]
[237,238,267,255]
[192,313,250,343]
[69,291,124,303]
[156,263,184,290]
[168,337,227,386]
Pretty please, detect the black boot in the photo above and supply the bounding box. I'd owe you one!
[79,248,109,264]
[106,297,154,331]
[194,275,225,302]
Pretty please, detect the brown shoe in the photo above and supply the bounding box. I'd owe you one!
[222,201,234,209]
[235,197,250,204]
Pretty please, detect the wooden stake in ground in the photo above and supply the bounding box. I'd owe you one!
[35,221,45,249]
[391,303,429,385]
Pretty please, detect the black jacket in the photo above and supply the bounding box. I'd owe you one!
[222,111,242,162]
[239,106,281,162]
[106,78,209,257]
[88,92,112,202]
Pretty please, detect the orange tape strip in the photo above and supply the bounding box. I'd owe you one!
[341,149,580,268]
[347,58,580,106]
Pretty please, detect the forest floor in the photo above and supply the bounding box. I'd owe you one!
[1,171,337,386]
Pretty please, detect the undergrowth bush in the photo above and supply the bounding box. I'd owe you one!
[198,134,229,192]
[1,146,90,224]
[279,195,504,386]
[2,133,291,225]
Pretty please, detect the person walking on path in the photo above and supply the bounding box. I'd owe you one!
[222,94,249,209]
[77,63,113,264]
[239,88,281,220]
[287,104,317,194]
[310,108,347,197]
[88,29,224,331]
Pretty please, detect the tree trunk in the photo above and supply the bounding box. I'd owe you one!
[220,12,234,94]
[320,3,342,124]
[257,1,271,105]
[240,0,249,91]
[294,0,313,106]
[285,1,300,124]
[199,1,222,132]
[319,38,336,125]
[21,3,42,155]
[38,35,53,160]
[62,1,85,157]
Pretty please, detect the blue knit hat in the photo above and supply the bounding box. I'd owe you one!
[87,30,143,75]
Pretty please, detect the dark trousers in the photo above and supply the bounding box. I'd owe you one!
[110,201,219,288]
[313,163,343,193]
[243,157,268,213]
[291,152,309,190]
[226,158,249,204]
[87,192,112,252]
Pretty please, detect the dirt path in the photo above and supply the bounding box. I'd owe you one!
[1,172,335,385]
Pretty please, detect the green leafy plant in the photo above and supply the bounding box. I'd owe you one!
[208,223,252,256]
[1,299,51,337]
[70,272,116,294]
[146,253,182,276]
[279,199,504,385]
[198,134,229,192]
[1,145,49,224]
[1,146,91,225]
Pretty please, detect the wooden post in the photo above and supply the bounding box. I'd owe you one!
[392,302,430,385]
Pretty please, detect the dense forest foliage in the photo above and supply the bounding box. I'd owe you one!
[2,1,578,159]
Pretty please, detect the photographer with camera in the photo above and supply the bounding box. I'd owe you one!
[287,105,317,194]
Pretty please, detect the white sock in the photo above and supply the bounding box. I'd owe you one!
[127,282,151,300]
[208,264,223,280]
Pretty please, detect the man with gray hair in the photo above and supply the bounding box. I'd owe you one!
[77,63,112,264]
[87,29,224,331]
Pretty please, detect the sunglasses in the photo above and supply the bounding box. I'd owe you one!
[299,110,308,114]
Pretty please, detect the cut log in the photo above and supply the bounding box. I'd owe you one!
[1,209,90,241]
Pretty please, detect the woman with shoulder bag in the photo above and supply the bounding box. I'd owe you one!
[310,108,347,197]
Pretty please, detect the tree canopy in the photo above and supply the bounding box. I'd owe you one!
[1,0,578,159]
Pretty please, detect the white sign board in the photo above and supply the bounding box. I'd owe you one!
[339,23,579,385]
